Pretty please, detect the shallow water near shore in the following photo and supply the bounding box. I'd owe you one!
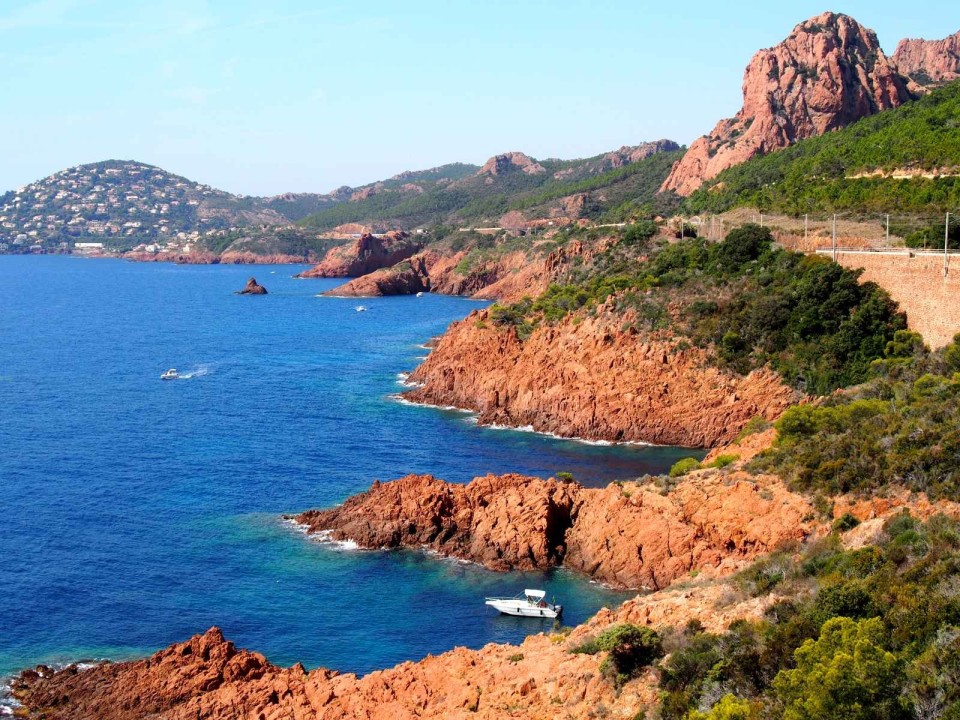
[0,255,697,680]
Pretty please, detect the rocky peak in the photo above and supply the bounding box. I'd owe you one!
[893,29,960,87]
[604,139,680,168]
[662,12,913,196]
[477,151,546,177]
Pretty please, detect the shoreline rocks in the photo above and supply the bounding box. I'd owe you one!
[294,471,815,590]
[404,308,798,448]
[296,231,421,279]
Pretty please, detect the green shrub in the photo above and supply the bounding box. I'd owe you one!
[670,458,702,478]
[707,454,738,469]
[595,625,664,687]
[832,513,861,532]
[686,695,757,720]
[735,416,772,440]
[712,224,773,271]
[773,617,904,720]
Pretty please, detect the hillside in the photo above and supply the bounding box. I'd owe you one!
[685,79,960,215]
[0,160,344,252]
[299,141,683,231]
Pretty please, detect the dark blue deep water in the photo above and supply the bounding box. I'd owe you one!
[0,256,696,683]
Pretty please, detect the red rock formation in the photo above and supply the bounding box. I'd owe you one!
[662,12,914,196]
[236,277,268,295]
[893,29,960,86]
[10,625,666,720]
[297,232,421,278]
[405,307,798,447]
[122,251,221,264]
[350,182,385,202]
[295,471,814,590]
[603,140,681,168]
[122,251,310,265]
[477,151,546,177]
[323,248,556,302]
[297,474,577,571]
[218,251,312,264]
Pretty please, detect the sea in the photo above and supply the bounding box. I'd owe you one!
[0,255,698,690]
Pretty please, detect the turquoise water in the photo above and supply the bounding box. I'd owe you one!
[0,256,696,680]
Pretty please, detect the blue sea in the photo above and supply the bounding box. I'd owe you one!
[0,255,697,685]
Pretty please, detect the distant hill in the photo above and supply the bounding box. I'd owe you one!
[0,144,683,255]
[299,141,683,231]
[685,78,960,215]
[0,160,339,251]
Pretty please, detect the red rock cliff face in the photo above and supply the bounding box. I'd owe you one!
[296,231,421,278]
[405,308,797,448]
[893,29,960,86]
[322,247,559,302]
[662,12,913,196]
[297,474,577,571]
[477,152,546,177]
[295,471,814,590]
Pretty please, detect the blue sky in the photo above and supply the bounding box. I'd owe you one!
[1,1,957,196]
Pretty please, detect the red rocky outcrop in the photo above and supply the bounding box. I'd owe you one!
[236,277,268,295]
[296,231,421,278]
[477,152,546,177]
[893,29,960,86]
[294,471,814,590]
[662,12,914,196]
[405,307,798,448]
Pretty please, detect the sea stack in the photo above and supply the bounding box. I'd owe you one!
[237,277,268,295]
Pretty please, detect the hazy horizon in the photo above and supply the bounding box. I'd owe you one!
[2,0,957,196]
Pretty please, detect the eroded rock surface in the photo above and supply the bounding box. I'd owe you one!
[295,471,814,590]
[893,29,960,86]
[297,232,421,278]
[405,308,797,447]
[662,12,914,195]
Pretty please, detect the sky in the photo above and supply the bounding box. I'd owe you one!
[1,0,957,196]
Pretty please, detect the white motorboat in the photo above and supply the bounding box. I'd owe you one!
[416,291,424,297]
[485,589,562,618]
[160,368,179,380]
[355,305,367,312]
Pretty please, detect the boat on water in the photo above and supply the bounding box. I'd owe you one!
[416,291,424,297]
[355,305,367,312]
[160,368,179,380]
[485,589,562,618]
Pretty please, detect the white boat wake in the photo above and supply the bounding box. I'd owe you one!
[178,364,211,380]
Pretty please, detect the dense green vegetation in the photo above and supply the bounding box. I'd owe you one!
[299,149,682,231]
[489,224,905,394]
[753,331,960,500]
[571,624,664,688]
[656,512,960,719]
[686,79,960,215]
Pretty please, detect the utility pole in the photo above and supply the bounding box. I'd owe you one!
[832,214,837,262]
[946,212,951,276]
[760,213,764,228]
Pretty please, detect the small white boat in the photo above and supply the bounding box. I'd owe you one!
[416,291,424,297]
[160,368,179,381]
[355,305,367,312]
[485,589,562,619]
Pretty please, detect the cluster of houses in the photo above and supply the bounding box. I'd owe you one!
[0,162,222,251]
